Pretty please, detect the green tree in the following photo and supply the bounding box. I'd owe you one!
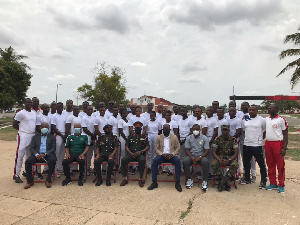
[77,62,127,106]
[261,98,300,112]
[0,46,32,109]
[277,26,300,88]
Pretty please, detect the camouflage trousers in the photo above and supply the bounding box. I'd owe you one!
[212,159,238,178]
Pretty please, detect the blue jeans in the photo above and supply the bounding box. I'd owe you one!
[151,155,181,182]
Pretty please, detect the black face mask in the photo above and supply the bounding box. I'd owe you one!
[163,130,170,137]
[135,128,142,134]
[105,130,110,135]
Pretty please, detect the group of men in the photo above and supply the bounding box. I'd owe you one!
[12,97,288,194]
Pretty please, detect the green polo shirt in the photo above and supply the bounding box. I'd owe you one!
[65,134,89,154]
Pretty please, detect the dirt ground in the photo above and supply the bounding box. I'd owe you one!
[0,140,299,225]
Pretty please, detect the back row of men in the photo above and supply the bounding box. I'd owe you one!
[13,98,288,193]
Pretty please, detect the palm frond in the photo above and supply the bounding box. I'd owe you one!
[279,49,300,59]
[284,32,300,45]
[277,58,300,77]
[291,66,300,89]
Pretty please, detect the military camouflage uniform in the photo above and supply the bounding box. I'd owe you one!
[211,135,238,179]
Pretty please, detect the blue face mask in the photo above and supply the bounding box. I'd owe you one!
[41,128,48,134]
[74,128,81,134]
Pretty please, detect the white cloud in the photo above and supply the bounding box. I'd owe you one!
[165,90,177,94]
[130,62,147,67]
[178,76,205,83]
[243,91,258,95]
[141,78,153,85]
[48,74,75,81]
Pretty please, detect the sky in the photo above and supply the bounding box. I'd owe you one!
[1,0,300,108]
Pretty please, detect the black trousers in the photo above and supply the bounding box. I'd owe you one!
[62,153,85,180]
[243,145,267,183]
[94,155,115,180]
[25,154,57,183]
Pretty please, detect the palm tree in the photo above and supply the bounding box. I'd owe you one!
[277,26,300,89]
[0,46,30,69]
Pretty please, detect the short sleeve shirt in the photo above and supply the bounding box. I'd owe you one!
[147,120,161,135]
[206,117,218,138]
[94,116,108,135]
[160,118,178,135]
[227,117,242,137]
[65,135,88,154]
[185,134,210,157]
[107,116,120,136]
[178,118,191,140]
[265,115,287,141]
[14,109,38,134]
[118,119,130,137]
[189,118,208,134]
[96,134,119,156]
[212,136,238,159]
[242,115,266,146]
[217,118,229,136]
[126,134,149,153]
[81,115,95,135]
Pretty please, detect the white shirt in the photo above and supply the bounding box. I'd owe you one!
[163,136,170,154]
[127,113,135,120]
[128,115,147,130]
[81,115,95,135]
[178,118,191,140]
[38,114,52,133]
[206,117,218,138]
[217,118,229,136]
[141,112,151,122]
[147,120,161,135]
[107,115,120,136]
[104,109,113,120]
[227,117,242,137]
[66,115,82,135]
[15,109,38,134]
[225,110,243,120]
[156,113,162,120]
[242,115,266,146]
[63,110,73,118]
[79,111,87,118]
[188,114,205,122]
[118,119,130,137]
[238,112,249,120]
[94,116,108,135]
[265,115,287,141]
[160,118,178,135]
[51,112,68,134]
[92,111,100,117]
[171,114,182,123]
[189,118,208,135]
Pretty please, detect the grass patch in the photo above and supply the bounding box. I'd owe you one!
[286,149,300,161]
[282,114,300,119]
[180,200,193,219]
[0,126,17,141]
[0,117,13,122]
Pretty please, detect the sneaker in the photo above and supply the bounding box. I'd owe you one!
[106,180,111,186]
[278,186,285,194]
[259,182,266,189]
[22,171,27,177]
[62,179,72,186]
[175,182,182,192]
[251,176,256,183]
[185,179,193,189]
[13,175,23,183]
[78,179,83,186]
[36,173,43,180]
[240,179,252,185]
[131,168,136,175]
[54,172,60,178]
[266,184,279,190]
[147,182,158,190]
[202,180,208,191]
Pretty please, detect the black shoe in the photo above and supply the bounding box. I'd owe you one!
[240,179,252,185]
[36,173,43,180]
[62,179,72,186]
[101,169,106,174]
[175,182,182,192]
[42,170,48,175]
[22,171,27,177]
[225,182,231,192]
[106,180,111,186]
[148,182,158,190]
[78,179,83,186]
[95,179,103,186]
[131,168,136,175]
[259,182,266,189]
[147,168,151,174]
[13,175,23,183]
[218,180,224,192]
[208,174,213,180]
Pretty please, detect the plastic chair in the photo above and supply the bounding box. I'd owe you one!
[32,162,55,183]
[126,154,147,182]
[70,157,88,181]
[157,163,176,182]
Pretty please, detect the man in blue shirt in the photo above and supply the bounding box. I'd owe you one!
[24,122,57,189]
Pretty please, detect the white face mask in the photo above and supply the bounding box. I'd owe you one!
[193,130,200,136]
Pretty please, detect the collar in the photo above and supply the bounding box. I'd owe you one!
[164,135,170,138]
[269,114,279,119]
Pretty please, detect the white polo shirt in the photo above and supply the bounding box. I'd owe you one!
[15,109,38,134]
[107,115,120,136]
[206,117,218,138]
[147,120,161,135]
[118,119,130,137]
[265,115,287,141]
[171,114,182,123]
[189,118,208,135]
[227,117,242,137]
[38,114,52,133]
[81,115,95,135]
[217,118,229,136]
[242,115,266,146]
[51,112,68,134]
[94,116,108,135]
[66,115,82,134]
[128,115,147,132]
[178,117,191,140]
[160,118,178,135]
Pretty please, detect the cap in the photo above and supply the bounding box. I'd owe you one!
[133,121,143,128]
[221,125,230,130]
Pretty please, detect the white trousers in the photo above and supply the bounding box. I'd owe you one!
[147,134,157,169]
[55,135,65,171]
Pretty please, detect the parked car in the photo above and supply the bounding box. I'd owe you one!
[5,109,15,113]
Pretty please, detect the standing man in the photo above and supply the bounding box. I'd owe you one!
[265,104,288,193]
[118,110,130,169]
[64,100,73,117]
[241,105,267,189]
[189,107,207,135]
[92,102,106,117]
[183,124,210,190]
[66,106,82,136]
[94,106,108,137]
[32,97,41,115]
[13,98,39,183]
[224,101,243,120]
[141,102,154,122]
[156,105,163,120]
[38,104,52,133]
[217,108,229,136]
[128,106,147,135]
[94,125,119,186]
[105,100,115,119]
[171,105,182,123]
[62,123,89,186]
[148,124,182,192]
[212,101,219,118]
[227,107,242,139]
[120,122,149,187]
[127,104,137,120]
[178,108,191,161]
[212,125,239,192]
[24,122,57,189]
[79,101,89,118]
[107,106,120,137]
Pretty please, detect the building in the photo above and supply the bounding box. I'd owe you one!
[130,95,175,112]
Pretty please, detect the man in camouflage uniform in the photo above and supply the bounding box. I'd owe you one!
[94,125,119,187]
[212,125,238,192]
[120,122,149,187]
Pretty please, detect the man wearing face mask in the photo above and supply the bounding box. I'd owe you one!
[24,122,57,189]
[62,123,89,186]
[120,122,149,187]
[148,124,182,192]
[183,124,210,190]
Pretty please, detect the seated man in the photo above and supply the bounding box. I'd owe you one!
[212,125,238,192]
[62,123,89,186]
[120,122,149,187]
[183,124,210,190]
[94,125,119,186]
[148,124,182,192]
[24,122,57,189]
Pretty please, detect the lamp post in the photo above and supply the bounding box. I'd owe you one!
[56,83,62,102]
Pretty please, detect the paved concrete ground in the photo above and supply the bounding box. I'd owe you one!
[1,140,300,225]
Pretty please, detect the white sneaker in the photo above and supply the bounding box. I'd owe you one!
[202,180,208,191]
[186,179,193,189]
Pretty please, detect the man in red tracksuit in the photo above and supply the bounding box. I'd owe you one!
[265,104,288,194]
